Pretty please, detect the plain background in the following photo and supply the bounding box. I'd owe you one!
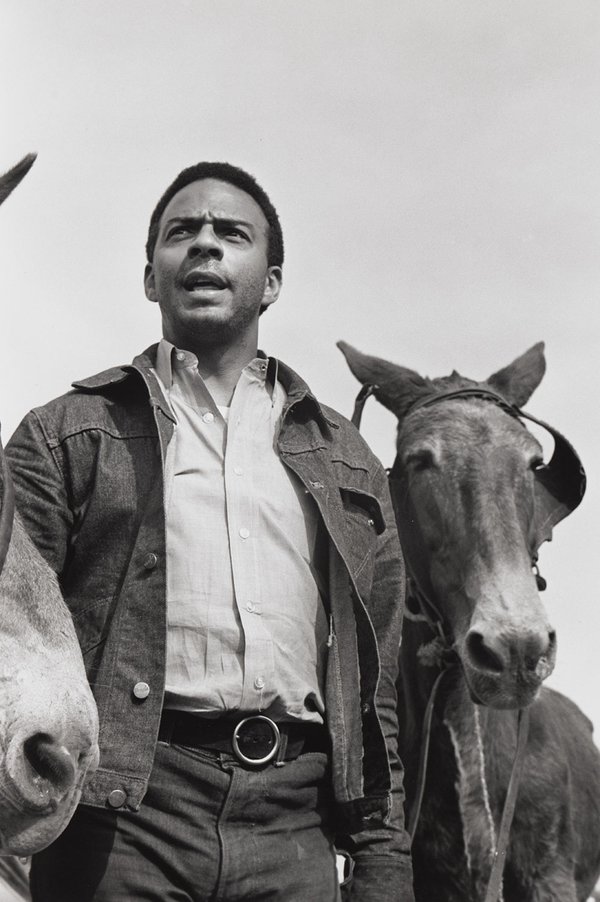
[1,1,599,738]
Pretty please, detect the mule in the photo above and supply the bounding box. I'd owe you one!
[0,156,99,859]
[339,340,600,902]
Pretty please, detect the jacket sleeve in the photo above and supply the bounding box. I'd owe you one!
[5,409,73,576]
[340,460,415,902]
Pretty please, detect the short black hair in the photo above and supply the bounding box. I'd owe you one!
[146,162,284,268]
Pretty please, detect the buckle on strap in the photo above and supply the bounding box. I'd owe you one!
[232,716,281,766]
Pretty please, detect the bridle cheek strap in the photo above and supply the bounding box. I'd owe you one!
[351,383,378,430]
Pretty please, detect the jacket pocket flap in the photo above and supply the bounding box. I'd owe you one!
[339,487,385,535]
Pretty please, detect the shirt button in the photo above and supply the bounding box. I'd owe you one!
[202,411,215,424]
[239,527,250,539]
[233,466,243,476]
[133,681,150,700]
[246,602,255,613]
[107,789,127,809]
[254,676,265,690]
[176,352,185,361]
[143,553,158,570]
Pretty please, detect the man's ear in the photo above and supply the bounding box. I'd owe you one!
[144,263,158,303]
[260,266,282,312]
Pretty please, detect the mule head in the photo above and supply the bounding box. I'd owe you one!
[0,155,36,207]
[338,340,564,710]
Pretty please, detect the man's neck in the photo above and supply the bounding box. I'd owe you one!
[164,333,260,406]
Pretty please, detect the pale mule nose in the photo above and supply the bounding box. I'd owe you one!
[8,724,95,811]
[465,624,556,676]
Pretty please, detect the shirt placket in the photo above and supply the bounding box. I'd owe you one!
[225,370,273,712]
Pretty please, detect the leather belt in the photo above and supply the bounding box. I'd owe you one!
[159,711,330,766]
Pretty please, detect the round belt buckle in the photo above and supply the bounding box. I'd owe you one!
[232,715,281,766]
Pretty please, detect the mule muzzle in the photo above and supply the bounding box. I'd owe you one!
[461,622,557,708]
[5,728,98,814]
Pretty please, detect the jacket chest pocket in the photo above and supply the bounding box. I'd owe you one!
[338,485,385,600]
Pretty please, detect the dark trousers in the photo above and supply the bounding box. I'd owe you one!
[30,739,341,901]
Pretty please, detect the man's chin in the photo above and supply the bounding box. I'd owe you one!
[167,309,258,346]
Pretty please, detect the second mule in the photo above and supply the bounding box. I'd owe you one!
[339,340,600,902]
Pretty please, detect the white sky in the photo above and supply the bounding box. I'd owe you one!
[1,1,599,731]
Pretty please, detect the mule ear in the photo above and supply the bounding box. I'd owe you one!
[337,341,429,419]
[0,154,36,206]
[486,342,546,408]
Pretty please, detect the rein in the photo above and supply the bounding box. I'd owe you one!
[0,435,14,578]
[484,708,530,902]
[350,383,535,901]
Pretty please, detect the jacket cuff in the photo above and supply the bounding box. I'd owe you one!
[343,855,414,902]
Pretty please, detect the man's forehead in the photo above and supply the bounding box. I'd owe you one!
[161,178,268,230]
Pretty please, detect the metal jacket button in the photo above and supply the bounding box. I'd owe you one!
[107,789,127,809]
[143,553,158,570]
[133,681,150,700]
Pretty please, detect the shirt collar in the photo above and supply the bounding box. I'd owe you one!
[155,338,276,393]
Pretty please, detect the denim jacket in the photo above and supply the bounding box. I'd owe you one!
[7,346,414,901]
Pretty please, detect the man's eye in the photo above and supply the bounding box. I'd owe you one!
[167,226,190,239]
[222,227,246,240]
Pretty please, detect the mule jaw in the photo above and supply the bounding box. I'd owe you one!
[0,774,88,855]
[459,652,556,709]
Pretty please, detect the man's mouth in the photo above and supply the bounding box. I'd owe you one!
[182,271,228,292]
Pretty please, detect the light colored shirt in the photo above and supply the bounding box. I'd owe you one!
[153,340,328,723]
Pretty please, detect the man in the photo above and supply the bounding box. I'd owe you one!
[7,163,414,901]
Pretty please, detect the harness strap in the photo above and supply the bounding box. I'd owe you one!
[407,663,454,842]
[484,708,530,902]
[404,577,447,640]
[406,386,518,417]
[351,383,378,429]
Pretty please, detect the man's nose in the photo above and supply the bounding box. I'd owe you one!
[188,224,223,258]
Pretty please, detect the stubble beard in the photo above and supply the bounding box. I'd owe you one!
[163,294,260,353]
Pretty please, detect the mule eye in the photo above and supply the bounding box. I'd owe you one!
[405,449,435,472]
[529,455,544,471]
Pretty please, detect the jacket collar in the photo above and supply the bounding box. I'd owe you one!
[71,344,160,390]
[272,358,334,427]
[72,344,335,431]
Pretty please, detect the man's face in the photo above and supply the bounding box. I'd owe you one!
[144,178,281,347]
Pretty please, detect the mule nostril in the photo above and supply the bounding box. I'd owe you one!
[465,631,505,674]
[23,733,77,795]
[524,629,555,670]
